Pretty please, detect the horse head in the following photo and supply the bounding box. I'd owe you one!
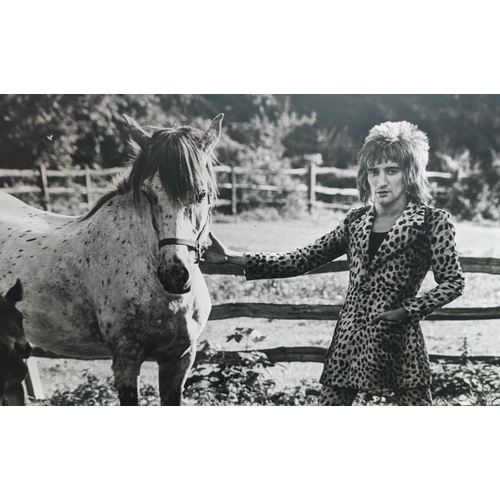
[0,279,32,358]
[122,114,223,294]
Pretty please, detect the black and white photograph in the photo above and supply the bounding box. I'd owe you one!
[1,3,498,497]
[1,94,499,407]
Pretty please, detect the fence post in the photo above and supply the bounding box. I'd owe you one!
[39,164,50,211]
[306,155,318,213]
[24,357,45,400]
[231,165,238,215]
[85,166,93,208]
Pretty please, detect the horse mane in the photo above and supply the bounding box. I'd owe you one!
[81,125,218,220]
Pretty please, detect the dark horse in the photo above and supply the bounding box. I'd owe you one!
[0,114,223,405]
[0,279,32,406]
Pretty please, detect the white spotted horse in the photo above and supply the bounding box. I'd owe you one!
[0,279,32,406]
[0,114,224,405]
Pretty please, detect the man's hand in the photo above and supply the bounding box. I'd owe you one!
[202,232,230,264]
[370,307,409,325]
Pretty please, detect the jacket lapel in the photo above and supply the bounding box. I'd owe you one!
[369,201,427,270]
[350,204,375,278]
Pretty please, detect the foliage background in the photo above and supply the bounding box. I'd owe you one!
[2,94,500,219]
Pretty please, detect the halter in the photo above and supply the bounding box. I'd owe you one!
[158,192,212,264]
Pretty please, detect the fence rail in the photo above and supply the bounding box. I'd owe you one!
[0,162,453,213]
[215,161,453,213]
[18,256,500,402]
[0,166,125,211]
[23,256,500,369]
[28,345,500,367]
[201,256,500,322]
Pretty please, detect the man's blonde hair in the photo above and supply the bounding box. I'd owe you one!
[357,121,431,204]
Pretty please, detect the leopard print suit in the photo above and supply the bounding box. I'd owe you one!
[245,202,465,392]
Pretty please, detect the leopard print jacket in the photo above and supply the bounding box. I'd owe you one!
[245,202,465,390]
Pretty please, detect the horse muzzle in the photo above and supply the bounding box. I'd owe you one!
[157,266,192,295]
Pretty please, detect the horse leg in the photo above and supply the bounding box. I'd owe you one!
[5,381,25,406]
[0,382,6,406]
[0,347,9,406]
[112,354,142,406]
[158,343,196,406]
[4,355,27,406]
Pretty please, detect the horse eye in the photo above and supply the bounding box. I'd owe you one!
[197,191,207,203]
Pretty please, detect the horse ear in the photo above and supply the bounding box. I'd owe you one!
[122,115,150,149]
[5,279,22,304]
[199,114,224,154]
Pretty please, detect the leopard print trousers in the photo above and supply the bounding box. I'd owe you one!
[318,385,432,406]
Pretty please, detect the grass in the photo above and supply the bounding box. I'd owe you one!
[28,208,500,404]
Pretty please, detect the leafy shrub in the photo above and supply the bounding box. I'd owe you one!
[430,338,500,406]
[30,370,160,406]
[438,149,500,220]
[184,329,321,406]
[215,107,313,215]
[29,336,500,406]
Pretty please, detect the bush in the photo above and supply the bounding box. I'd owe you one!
[184,329,321,406]
[215,107,314,215]
[438,149,500,220]
[28,336,500,406]
[430,338,500,406]
[30,371,160,406]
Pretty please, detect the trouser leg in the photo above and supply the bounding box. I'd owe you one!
[394,386,432,406]
[318,385,358,406]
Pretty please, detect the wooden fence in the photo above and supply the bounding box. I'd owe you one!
[2,164,494,402]
[215,157,453,214]
[0,162,453,213]
[0,165,125,212]
[27,255,500,372]
[23,252,500,400]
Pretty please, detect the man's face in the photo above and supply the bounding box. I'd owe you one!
[367,162,406,207]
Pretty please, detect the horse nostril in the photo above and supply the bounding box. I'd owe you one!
[181,267,189,285]
[14,341,32,358]
[157,265,191,294]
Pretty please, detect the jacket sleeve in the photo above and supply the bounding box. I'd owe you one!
[402,210,465,322]
[245,209,357,280]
